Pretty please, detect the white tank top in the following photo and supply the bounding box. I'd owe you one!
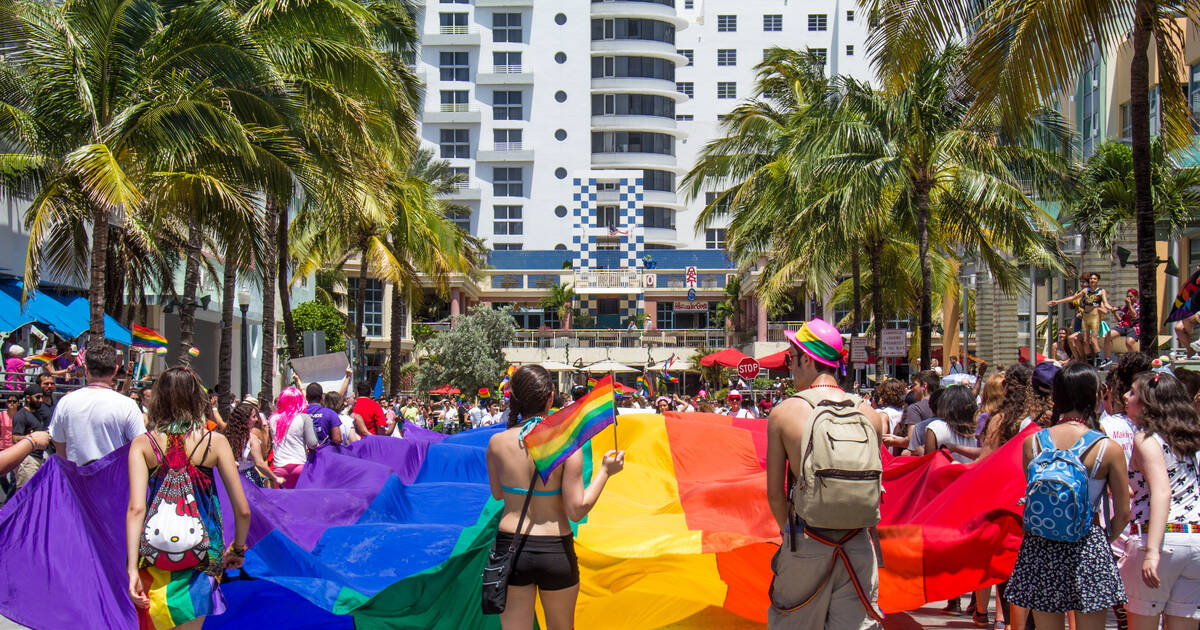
[1130,433,1200,524]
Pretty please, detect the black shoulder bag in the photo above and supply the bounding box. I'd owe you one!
[481,470,539,614]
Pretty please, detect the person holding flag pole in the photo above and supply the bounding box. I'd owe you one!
[484,365,624,629]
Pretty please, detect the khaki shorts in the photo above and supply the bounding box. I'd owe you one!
[1082,310,1101,336]
[13,455,43,490]
[768,528,880,630]
[1121,533,1200,620]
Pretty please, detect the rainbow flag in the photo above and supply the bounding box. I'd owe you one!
[26,353,58,367]
[636,374,654,397]
[131,325,167,349]
[523,375,616,483]
[136,566,225,630]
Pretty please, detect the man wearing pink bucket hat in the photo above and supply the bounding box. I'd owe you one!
[765,319,885,630]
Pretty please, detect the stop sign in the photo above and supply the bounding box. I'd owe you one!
[736,357,760,380]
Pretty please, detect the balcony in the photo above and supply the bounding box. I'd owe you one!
[477,68,534,85]
[591,151,677,169]
[444,184,482,200]
[422,106,481,124]
[422,29,481,46]
[477,143,535,162]
[478,0,532,5]
[506,328,726,349]
[573,269,642,294]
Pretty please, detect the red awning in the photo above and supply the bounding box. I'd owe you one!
[757,349,789,371]
[700,348,751,368]
[429,385,461,394]
[1017,347,1047,364]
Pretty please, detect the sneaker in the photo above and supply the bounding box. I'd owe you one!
[1190,340,1200,355]
[941,598,962,615]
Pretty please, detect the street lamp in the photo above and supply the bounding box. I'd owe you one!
[238,289,252,397]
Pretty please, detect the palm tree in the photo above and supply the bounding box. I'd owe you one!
[1065,139,1200,251]
[540,284,576,330]
[864,0,1197,356]
[715,275,743,346]
[0,0,280,336]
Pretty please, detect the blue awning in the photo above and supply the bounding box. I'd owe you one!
[60,295,131,345]
[0,280,87,339]
[0,287,35,335]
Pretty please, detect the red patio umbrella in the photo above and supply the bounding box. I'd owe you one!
[1017,347,1047,364]
[429,385,461,394]
[699,347,751,368]
[757,349,789,371]
[613,382,637,395]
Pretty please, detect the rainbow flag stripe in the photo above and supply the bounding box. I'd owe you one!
[524,375,616,483]
[136,567,224,630]
[132,325,167,349]
[26,353,58,367]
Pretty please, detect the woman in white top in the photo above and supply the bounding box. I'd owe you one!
[324,392,359,444]
[268,386,316,489]
[221,401,282,488]
[1121,372,1200,630]
[924,385,981,464]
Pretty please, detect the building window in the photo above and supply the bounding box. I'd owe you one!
[644,206,675,229]
[591,93,675,118]
[591,131,675,155]
[705,228,727,250]
[591,18,676,44]
[717,81,737,99]
[439,90,468,112]
[493,167,523,196]
[705,191,731,213]
[494,205,523,235]
[1017,291,1030,335]
[642,169,675,192]
[493,51,522,72]
[684,0,693,8]
[439,128,469,158]
[449,166,470,189]
[675,114,694,121]
[677,49,694,65]
[1150,84,1160,137]
[676,81,694,97]
[493,13,522,43]
[808,14,828,31]
[493,90,522,120]
[591,56,675,81]
[846,9,855,21]
[449,209,470,232]
[441,0,467,3]
[439,51,469,81]
[846,45,854,56]
[347,278,384,337]
[1119,102,1131,141]
[493,128,522,151]
[717,49,737,66]
[596,205,619,228]
[494,243,522,250]
[717,14,736,32]
[439,12,468,34]
[811,48,827,64]
[763,14,782,31]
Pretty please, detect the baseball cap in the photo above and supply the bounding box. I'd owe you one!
[784,318,844,368]
[23,383,41,397]
[727,390,742,399]
[1032,361,1059,395]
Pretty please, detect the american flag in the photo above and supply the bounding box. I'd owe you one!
[608,224,628,236]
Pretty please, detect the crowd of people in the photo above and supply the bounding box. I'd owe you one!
[0,316,1197,630]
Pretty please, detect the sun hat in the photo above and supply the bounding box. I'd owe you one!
[784,318,844,368]
[727,389,742,399]
[1032,361,1059,395]
[655,396,671,406]
[697,389,707,399]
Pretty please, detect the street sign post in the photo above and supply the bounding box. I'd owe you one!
[736,357,760,380]
[850,337,868,363]
[881,329,907,358]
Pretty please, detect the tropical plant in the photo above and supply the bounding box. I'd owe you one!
[292,301,348,352]
[415,305,517,395]
[688,346,732,391]
[863,0,1200,356]
[539,283,575,330]
[1064,139,1200,250]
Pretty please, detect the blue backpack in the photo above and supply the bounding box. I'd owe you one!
[1022,430,1107,542]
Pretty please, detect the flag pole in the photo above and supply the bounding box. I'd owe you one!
[611,369,618,452]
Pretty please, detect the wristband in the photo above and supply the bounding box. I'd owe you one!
[23,436,37,451]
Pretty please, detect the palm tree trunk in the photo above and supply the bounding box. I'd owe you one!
[850,247,862,376]
[1131,3,1157,357]
[278,202,300,360]
[218,244,237,411]
[260,196,280,405]
[916,185,933,370]
[178,225,202,368]
[88,205,109,336]
[870,237,885,378]
[355,248,369,376]
[390,281,404,396]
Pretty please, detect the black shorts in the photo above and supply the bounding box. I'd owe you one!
[493,531,579,591]
[1073,316,1082,333]
[1114,324,1138,339]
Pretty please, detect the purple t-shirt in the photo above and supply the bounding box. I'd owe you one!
[305,403,340,447]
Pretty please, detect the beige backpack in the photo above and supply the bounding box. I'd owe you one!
[789,390,882,530]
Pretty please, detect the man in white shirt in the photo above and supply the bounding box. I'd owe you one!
[49,341,145,465]
[467,400,486,428]
[725,390,756,419]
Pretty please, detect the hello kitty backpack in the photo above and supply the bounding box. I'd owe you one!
[139,434,211,571]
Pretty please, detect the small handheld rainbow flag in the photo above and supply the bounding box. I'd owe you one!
[636,374,654,397]
[522,375,617,483]
[132,325,168,349]
[26,353,59,367]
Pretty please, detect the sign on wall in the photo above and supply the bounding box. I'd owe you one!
[881,329,908,358]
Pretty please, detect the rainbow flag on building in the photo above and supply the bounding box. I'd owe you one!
[131,325,168,350]
[523,375,616,483]
[26,353,58,367]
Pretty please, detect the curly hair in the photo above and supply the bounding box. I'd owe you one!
[987,363,1033,447]
[222,402,258,461]
[875,379,906,409]
[1131,373,1200,458]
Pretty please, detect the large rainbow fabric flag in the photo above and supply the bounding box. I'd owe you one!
[523,374,615,483]
[131,324,168,349]
[25,353,58,367]
[0,414,1032,629]
[1166,266,1200,322]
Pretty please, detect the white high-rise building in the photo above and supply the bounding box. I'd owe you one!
[414,0,871,251]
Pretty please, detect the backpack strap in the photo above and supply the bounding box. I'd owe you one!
[1034,429,1054,454]
[1073,431,1107,478]
[188,430,214,465]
